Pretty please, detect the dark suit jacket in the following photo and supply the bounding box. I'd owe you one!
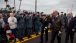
[65,17,76,32]
[39,18,48,30]
[50,16,64,32]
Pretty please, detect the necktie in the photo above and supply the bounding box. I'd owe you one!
[68,18,70,28]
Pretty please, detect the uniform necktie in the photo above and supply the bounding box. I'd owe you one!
[54,17,56,20]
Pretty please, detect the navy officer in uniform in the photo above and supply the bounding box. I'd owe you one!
[39,14,48,43]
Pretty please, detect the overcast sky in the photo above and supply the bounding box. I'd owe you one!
[0,0,76,16]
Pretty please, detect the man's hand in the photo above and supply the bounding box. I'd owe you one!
[72,29,75,32]
[58,31,62,34]
[44,28,46,31]
[12,19,14,22]
[45,27,47,29]
[49,23,51,26]
[44,26,48,31]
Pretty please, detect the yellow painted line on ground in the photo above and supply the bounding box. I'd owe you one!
[21,41,24,43]
[16,41,21,43]
[24,38,29,41]
[9,30,51,43]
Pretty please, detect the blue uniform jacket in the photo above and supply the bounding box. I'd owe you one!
[24,16,33,28]
[16,16,25,29]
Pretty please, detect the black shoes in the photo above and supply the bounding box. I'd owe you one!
[39,41,43,43]
[28,36,32,39]
[45,41,48,43]
[19,38,24,41]
[39,41,48,43]
[36,33,39,36]
[70,42,73,43]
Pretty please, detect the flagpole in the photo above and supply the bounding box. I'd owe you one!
[19,0,22,10]
[67,9,69,14]
[35,0,37,14]
[71,5,73,12]
[14,0,16,10]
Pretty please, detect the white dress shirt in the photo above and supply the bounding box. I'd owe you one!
[8,17,17,29]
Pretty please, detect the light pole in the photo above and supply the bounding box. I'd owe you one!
[19,0,22,10]
[35,0,37,14]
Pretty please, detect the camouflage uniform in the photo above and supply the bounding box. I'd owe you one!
[24,15,33,38]
[16,15,25,40]
[33,15,41,35]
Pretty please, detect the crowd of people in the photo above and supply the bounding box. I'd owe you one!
[0,11,45,43]
[0,10,76,43]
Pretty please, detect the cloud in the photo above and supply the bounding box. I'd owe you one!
[0,0,76,16]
